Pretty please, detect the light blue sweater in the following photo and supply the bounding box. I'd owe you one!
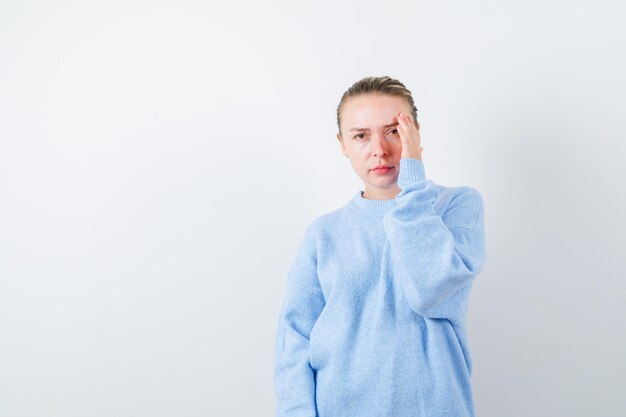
[273,158,487,417]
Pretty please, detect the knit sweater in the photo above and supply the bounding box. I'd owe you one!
[273,157,487,417]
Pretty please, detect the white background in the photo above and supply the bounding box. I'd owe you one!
[1,1,625,416]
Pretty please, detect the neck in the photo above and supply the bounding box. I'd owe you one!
[362,184,401,200]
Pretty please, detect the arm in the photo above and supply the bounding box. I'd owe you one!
[274,223,325,417]
[382,158,486,324]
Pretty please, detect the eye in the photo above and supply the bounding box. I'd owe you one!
[388,128,399,135]
[353,133,366,140]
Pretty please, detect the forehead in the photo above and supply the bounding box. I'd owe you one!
[341,94,411,128]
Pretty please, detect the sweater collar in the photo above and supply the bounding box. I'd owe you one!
[346,189,398,218]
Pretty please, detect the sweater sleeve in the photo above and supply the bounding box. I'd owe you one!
[273,222,325,417]
[382,158,486,324]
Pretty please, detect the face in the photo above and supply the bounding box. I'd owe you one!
[337,94,413,196]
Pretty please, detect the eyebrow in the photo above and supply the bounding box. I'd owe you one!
[349,122,399,132]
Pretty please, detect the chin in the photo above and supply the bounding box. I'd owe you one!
[370,177,398,186]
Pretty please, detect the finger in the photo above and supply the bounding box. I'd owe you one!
[408,116,419,131]
[399,118,421,148]
[397,112,409,130]
[397,120,407,138]
[400,113,416,132]
[402,113,417,130]
[400,117,417,137]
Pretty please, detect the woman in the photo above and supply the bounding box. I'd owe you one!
[273,76,487,417]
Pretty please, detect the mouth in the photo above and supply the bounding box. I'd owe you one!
[371,166,395,174]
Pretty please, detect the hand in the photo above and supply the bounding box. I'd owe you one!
[397,112,423,161]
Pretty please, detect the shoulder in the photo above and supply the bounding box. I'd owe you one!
[303,207,343,237]
[296,203,350,248]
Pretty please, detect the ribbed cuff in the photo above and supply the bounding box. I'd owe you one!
[397,158,426,188]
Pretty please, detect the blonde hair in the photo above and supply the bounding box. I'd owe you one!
[336,75,418,138]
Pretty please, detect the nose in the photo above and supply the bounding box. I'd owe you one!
[370,132,389,157]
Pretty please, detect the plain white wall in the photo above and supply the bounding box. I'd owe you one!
[1,1,625,416]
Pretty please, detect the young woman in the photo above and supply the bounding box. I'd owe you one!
[273,76,487,417]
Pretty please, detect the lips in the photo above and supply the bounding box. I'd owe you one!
[371,165,395,174]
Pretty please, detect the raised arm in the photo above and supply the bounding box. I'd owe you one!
[383,158,486,324]
[274,223,325,417]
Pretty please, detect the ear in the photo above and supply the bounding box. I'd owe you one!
[337,133,348,158]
